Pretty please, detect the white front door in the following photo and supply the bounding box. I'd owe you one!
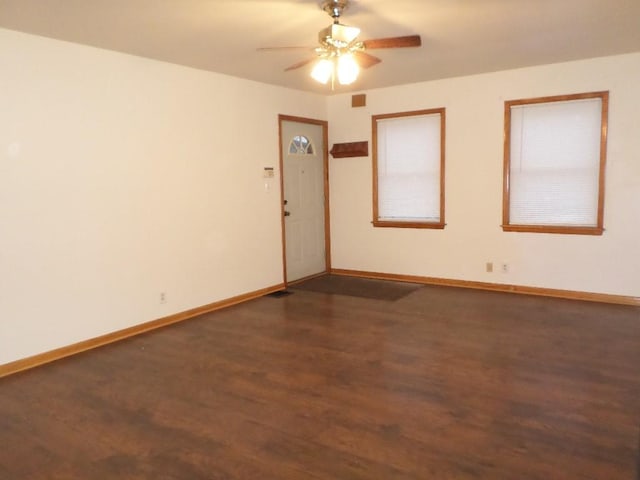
[280,119,328,283]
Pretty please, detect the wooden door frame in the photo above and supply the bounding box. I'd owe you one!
[278,114,331,286]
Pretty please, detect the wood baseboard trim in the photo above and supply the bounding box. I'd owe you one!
[0,283,285,379]
[330,269,640,307]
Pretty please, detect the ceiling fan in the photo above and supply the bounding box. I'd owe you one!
[261,0,422,87]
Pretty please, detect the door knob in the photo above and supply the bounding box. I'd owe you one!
[284,211,291,216]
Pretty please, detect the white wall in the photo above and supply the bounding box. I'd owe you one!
[0,29,326,365]
[328,53,640,297]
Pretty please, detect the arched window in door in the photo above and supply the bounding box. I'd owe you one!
[289,135,315,155]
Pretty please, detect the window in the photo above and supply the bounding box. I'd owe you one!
[372,108,445,228]
[289,135,314,155]
[503,91,608,235]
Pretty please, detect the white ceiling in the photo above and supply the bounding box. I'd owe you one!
[1,0,639,95]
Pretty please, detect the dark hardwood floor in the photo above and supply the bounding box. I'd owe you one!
[1,280,639,479]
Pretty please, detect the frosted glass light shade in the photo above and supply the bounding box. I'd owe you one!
[337,54,359,85]
[311,59,333,84]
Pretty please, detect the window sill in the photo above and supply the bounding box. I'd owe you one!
[501,224,604,236]
[373,220,445,229]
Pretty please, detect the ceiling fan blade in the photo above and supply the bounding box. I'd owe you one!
[284,57,316,72]
[353,51,382,69]
[362,35,422,49]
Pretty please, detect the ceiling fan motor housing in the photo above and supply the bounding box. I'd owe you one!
[319,23,361,49]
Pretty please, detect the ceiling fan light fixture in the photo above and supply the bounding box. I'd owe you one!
[337,53,359,85]
[311,58,333,84]
[270,0,421,89]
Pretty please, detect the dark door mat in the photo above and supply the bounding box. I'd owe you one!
[291,275,423,301]
[266,290,293,298]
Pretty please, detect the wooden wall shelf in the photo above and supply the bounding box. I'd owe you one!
[330,141,369,158]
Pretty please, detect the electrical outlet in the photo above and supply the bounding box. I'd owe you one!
[486,262,493,273]
[160,292,167,304]
[501,263,509,273]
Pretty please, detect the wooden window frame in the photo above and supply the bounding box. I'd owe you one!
[372,108,446,229]
[502,91,609,236]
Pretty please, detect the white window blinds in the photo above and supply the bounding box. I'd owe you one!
[376,112,443,223]
[508,97,604,227]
